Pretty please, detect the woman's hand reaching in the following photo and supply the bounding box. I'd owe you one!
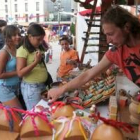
[47,87,65,103]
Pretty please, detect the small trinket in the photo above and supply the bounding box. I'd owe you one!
[76,111,84,116]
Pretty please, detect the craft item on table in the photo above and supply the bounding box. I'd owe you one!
[82,94,99,108]
[94,88,104,95]
[80,76,116,108]
[50,101,84,120]
[89,104,97,114]
[76,111,84,117]
[89,104,98,124]
[73,90,79,97]
[52,112,91,140]
[98,80,104,85]
[0,130,19,140]
[78,59,92,70]
[104,75,114,87]
[106,76,115,85]
[107,75,115,80]
[84,93,94,100]
[91,94,103,101]
[35,105,51,115]
[77,90,86,100]
[35,105,46,111]
[129,95,140,125]
[109,96,118,120]
[20,108,53,140]
[136,91,140,101]
[65,97,83,109]
[83,98,93,108]
[89,113,134,140]
[102,86,115,96]
[109,96,117,112]
[119,96,128,108]
[50,102,75,120]
[0,104,22,140]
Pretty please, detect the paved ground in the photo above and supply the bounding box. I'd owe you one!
[46,41,61,81]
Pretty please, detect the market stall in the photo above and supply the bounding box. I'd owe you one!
[0,65,139,140]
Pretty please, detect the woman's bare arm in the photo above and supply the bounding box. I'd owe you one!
[48,55,112,102]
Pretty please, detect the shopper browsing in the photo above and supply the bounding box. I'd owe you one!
[57,35,79,80]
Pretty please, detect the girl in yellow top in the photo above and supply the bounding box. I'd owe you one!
[16,24,48,110]
[57,35,79,80]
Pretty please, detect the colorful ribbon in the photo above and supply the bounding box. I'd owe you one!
[89,112,134,133]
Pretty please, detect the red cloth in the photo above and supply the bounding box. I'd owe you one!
[79,6,101,16]
[106,45,140,87]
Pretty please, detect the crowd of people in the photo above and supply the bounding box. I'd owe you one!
[0,19,76,110]
[0,5,140,110]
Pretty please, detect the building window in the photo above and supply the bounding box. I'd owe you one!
[25,3,28,12]
[15,4,18,12]
[25,14,28,22]
[15,14,18,21]
[5,5,8,13]
[15,0,17,1]
[36,2,39,11]
[36,14,39,22]
[5,0,7,2]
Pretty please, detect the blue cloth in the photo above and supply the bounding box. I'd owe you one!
[21,81,46,110]
[0,49,19,86]
[59,30,64,36]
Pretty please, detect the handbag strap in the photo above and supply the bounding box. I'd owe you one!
[41,57,48,72]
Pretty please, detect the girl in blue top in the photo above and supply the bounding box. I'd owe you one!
[0,25,22,108]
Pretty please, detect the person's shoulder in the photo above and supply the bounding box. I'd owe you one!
[17,46,28,54]
[70,48,77,53]
[17,45,25,51]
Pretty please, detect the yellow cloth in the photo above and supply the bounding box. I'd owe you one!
[17,46,48,83]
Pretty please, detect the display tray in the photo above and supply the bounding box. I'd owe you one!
[117,105,138,140]
[91,91,115,104]
[79,75,116,108]
[51,73,116,109]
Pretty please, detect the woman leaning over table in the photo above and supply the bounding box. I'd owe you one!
[16,24,48,110]
[0,25,22,108]
[47,5,140,102]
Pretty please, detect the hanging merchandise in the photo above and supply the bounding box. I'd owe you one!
[70,22,75,36]
[90,113,134,140]
[0,104,22,140]
[52,112,90,140]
